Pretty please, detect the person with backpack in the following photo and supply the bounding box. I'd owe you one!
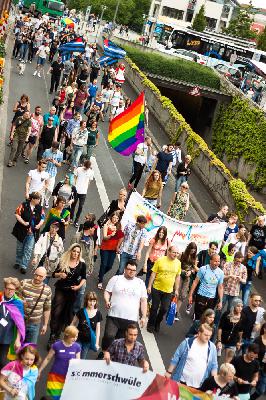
[165,323,218,388]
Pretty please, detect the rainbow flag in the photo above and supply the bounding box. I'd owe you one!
[108,92,145,156]
[47,372,66,400]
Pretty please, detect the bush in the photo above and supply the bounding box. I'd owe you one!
[118,43,221,90]
[213,96,266,191]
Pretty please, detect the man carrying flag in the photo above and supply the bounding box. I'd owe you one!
[127,136,152,190]
[108,92,149,190]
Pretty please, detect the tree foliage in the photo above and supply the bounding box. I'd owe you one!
[223,3,257,39]
[67,0,151,32]
[192,5,207,32]
[257,28,266,51]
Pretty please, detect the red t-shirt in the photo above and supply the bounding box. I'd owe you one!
[101,228,124,251]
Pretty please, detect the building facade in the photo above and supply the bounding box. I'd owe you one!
[148,0,238,32]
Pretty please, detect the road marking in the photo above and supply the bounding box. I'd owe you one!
[100,133,125,187]
[43,68,51,109]
[91,154,166,373]
[140,326,166,374]
[90,156,110,210]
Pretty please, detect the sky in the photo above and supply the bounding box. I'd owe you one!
[239,0,265,8]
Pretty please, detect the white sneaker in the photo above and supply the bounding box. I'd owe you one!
[33,70,37,76]
[37,72,41,78]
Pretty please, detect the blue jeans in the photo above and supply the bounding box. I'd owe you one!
[16,234,35,270]
[77,341,91,359]
[86,145,95,160]
[175,176,186,192]
[255,370,266,397]
[71,145,84,168]
[241,281,252,306]
[19,43,28,60]
[117,252,135,275]
[99,250,117,283]
[223,294,237,312]
[25,323,40,344]
[73,283,86,314]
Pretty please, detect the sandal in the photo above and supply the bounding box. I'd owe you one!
[97,283,103,290]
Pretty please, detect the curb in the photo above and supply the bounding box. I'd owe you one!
[0,22,13,212]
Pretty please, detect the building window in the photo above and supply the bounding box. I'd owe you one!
[186,10,194,22]
[162,6,184,20]
[206,17,217,29]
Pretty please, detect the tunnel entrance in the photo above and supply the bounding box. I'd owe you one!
[157,85,218,143]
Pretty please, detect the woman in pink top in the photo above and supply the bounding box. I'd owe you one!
[142,226,169,287]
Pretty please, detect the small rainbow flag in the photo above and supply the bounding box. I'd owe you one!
[108,92,145,156]
[47,372,66,400]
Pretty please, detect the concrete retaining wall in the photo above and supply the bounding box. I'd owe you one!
[123,57,262,222]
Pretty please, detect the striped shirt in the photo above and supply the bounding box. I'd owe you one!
[19,279,52,324]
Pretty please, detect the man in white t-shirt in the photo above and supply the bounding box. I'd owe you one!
[71,160,94,227]
[165,323,218,388]
[25,160,49,201]
[128,136,152,190]
[33,42,50,78]
[101,259,147,352]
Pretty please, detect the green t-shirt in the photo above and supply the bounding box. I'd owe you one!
[87,128,98,146]
[14,117,31,140]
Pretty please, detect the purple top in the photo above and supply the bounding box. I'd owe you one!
[63,108,74,121]
[50,340,80,377]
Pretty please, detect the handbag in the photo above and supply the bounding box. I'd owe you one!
[83,308,97,352]
[166,296,177,326]
[97,205,111,228]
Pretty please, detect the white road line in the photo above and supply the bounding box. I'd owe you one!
[43,68,51,109]
[140,326,166,374]
[91,154,166,373]
[101,133,125,187]
[90,156,110,210]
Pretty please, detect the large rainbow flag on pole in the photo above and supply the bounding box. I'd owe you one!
[108,92,145,156]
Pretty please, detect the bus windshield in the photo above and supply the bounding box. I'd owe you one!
[157,26,174,45]
[47,1,64,11]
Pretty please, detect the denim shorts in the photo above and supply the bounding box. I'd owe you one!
[37,56,45,65]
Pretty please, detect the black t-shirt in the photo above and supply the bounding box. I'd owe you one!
[207,213,227,223]
[218,311,243,346]
[54,261,86,289]
[231,355,259,394]
[51,61,63,76]
[156,151,173,173]
[249,224,266,250]
[0,302,16,345]
[241,306,257,340]
[253,336,266,373]
[200,376,239,397]
[76,308,102,342]
[40,126,56,147]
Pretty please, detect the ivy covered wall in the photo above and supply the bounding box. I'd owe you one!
[212,96,266,191]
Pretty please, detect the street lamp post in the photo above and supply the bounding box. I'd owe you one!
[113,0,121,25]
[142,14,147,36]
[96,5,107,40]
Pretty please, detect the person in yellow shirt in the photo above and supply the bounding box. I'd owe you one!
[147,246,181,333]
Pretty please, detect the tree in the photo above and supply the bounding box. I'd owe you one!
[224,2,257,39]
[258,28,266,51]
[192,5,207,32]
[67,0,144,26]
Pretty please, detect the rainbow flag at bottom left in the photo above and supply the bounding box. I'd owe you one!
[108,92,145,156]
[47,372,66,400]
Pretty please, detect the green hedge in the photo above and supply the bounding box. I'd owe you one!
[118,43,221,90]
[213,96,266,191]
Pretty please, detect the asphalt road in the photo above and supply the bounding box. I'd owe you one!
[0,32,265,399]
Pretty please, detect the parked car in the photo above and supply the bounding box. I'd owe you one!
[214,64,243,87]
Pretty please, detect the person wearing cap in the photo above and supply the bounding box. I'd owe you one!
[32,221,64,282]
[37,117,57,161]
[42,141,63,208]
[71,221,96,312]
[43,107,60,129]
[18,267,52,344]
